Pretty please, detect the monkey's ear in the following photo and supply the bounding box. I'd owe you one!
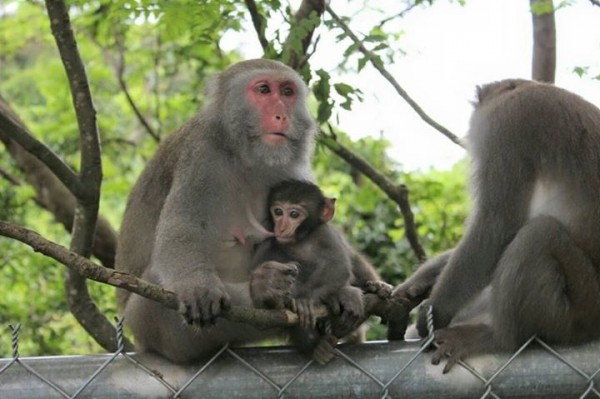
[322,198,336,223]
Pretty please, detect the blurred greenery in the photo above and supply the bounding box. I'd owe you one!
[0,1,470,355]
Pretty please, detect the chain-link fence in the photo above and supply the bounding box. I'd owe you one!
[1,320,600,398]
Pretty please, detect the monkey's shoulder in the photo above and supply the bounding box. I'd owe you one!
[476,79,599,117]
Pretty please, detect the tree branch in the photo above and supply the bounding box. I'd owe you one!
[0,108,84,197]
[0,220,133,350]
[0,93,117,268]
[377,3,419,29]
[46,1,102,200]
[320,130,427,262]
[530,0,556,83]
[114,39,161,142]
[0,221,408,334]
[244,0,270,53]
[0,166,21,186]
[45,0,116,353]
[282,0,326,71]
[325,5,463,148]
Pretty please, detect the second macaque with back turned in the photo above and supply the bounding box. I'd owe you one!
[250,179,365,363]
[393,79,600,373]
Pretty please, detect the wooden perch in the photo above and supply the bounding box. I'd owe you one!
[0,221,413,335]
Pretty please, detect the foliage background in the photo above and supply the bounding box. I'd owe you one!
[1,0,594,356]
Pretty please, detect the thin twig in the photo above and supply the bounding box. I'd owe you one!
[0,110,84,197]
[320,129,427,262]
[0,93,117,268]
[115,39,161,142]
[0,166,21,186]
[325,5,464,148]
[377,3,419,29]
[244,0,269,52]
[282,0,326,71]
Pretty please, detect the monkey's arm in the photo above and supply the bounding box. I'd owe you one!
[392,250,452,303]
[150,165,232,326]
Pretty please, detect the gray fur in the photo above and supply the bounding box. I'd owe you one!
[115,59,316,363]
[395,79,600,366]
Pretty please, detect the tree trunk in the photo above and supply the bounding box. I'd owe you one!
[530,0,557,83]
[0,93,117,268]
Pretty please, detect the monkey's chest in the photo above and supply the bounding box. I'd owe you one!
[214,243,253,283]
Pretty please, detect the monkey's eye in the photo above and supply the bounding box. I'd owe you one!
[273,207,283,216]
[281,86,294,97]
[258,84,271,94]
[289,210,300,219]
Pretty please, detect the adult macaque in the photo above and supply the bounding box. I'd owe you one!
[250,179,364,363]
[393,79,600,372]
[115,59,317,363]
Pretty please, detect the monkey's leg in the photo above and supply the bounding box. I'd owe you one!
[325,286,364,337]
[430,215,600,373]
[125,293,276,364]
[393,250,452,303]
[492,215,600,349]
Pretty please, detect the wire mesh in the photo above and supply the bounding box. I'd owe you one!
[1,319,600,398]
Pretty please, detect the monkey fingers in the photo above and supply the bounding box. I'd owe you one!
[292,298,317,329]
[250,261,298,309]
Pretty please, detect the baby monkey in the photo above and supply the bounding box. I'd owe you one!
[250,180,364,363]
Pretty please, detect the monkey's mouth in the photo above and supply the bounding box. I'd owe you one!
[263,132,288,144]
[276,236,294,244]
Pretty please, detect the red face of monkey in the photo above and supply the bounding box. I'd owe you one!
[245,77,299,145]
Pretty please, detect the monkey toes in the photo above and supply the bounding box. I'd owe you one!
[312,335,338,365]
[430,324,493,373]
[250,261,298,309]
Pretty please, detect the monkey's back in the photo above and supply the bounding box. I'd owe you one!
[468,79,600,263]
[115,124,194,310]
